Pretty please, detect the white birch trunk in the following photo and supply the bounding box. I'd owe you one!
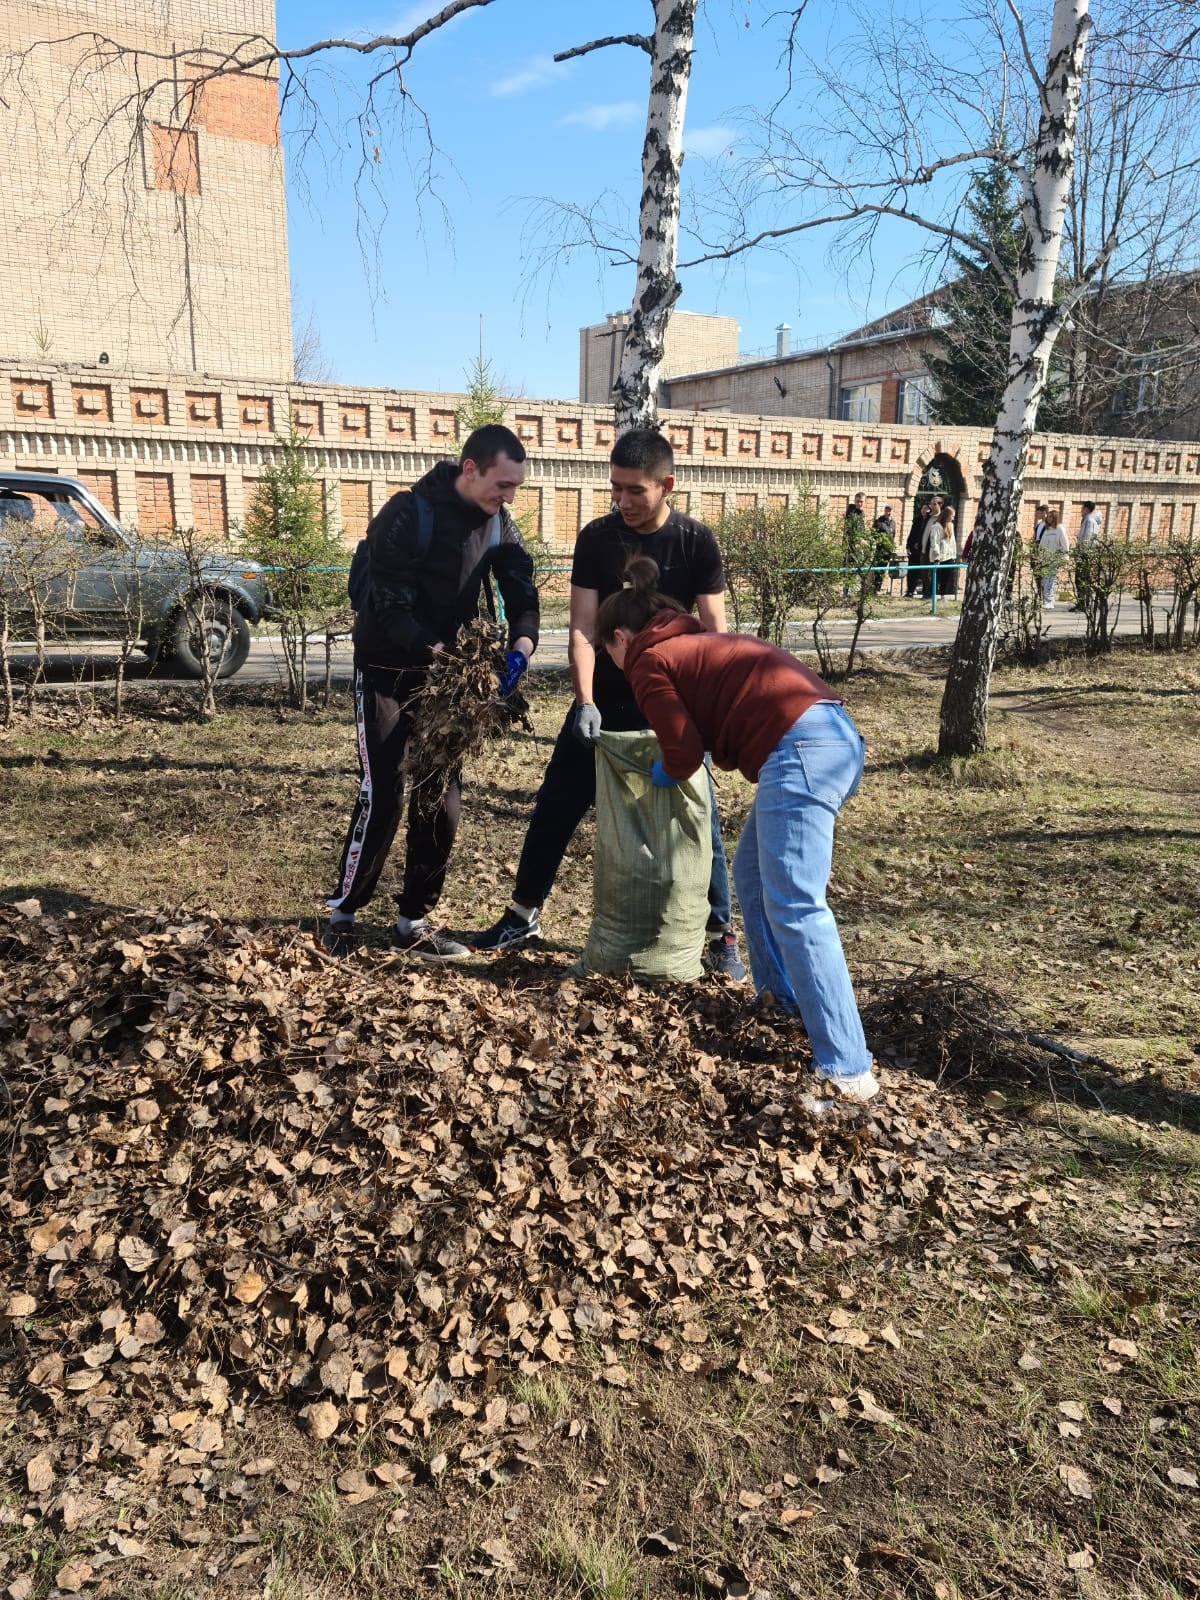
[938,0,1091,757]
[612,0,696,434]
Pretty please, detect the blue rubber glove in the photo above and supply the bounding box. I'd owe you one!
[497,648,528,699]
[649,759,678,788]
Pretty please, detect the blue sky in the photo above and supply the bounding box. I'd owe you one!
[278,0,936,398]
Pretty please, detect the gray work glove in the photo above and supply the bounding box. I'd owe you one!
[572,702,602,746]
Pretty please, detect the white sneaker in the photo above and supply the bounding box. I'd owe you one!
[827,1069,880,1101]
[799,1069,880,1115]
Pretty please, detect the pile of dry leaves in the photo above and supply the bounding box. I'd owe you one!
[0,899,1052,1567]
[405,619,531,802]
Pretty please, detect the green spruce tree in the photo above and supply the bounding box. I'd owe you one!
[456,323,509,432]
[925,154,1026,428]
[242,426,348,708]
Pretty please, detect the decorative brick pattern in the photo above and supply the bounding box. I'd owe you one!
[238,396,274,434]
[802,434,821,459]
[339,404,369,440]
[668,424,693,455]
[700,491,725,524]
[592,488,613,521]
[11,380,53,417]
[768,493,788,511]
[703,428,727,457]
[515,415,543,448]
[735,492,757,511]
[769,432,791,459]
[386,407,415,442]
[555,419,582,450]
[134,472,175,534]
[738,430,759,457]
[186,392,222,428]
[429,410,458,442]
[191,475,228,540]
[292,401,323,437]
[130,387,169,425]
[72,384,112,423]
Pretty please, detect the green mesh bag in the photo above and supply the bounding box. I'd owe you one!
[578,729,712,981]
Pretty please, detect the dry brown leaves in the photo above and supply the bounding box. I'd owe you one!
[404,618,532,804]
[0,901,1052,1560]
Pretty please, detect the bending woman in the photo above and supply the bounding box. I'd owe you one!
[595,556,878,1103]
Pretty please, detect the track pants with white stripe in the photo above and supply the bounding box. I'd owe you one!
[329,664,461,920]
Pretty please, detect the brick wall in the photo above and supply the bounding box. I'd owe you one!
[0,0,291,380]
[4,360,1199,561]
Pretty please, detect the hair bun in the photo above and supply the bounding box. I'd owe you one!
[623,553,660,594]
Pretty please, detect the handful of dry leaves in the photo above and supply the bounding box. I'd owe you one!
[405,618,532,802]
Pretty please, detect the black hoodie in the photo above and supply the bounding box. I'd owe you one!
[352,460,540,672]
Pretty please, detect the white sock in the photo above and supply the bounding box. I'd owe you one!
[510,901,537,923]
[395,914,425,936]
[328,910,355,927]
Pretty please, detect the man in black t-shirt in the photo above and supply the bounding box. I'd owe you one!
[469,429,745,978]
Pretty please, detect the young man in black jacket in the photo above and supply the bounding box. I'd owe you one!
[323,424,539,959]
[469,427,745,978]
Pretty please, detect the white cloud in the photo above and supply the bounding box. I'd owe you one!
[561,101,643,132]
[491,56,568,96]
[684,124,737,159]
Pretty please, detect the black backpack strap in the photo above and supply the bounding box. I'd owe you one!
[348,491,434,611]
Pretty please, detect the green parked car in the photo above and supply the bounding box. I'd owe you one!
[0,471,273,678]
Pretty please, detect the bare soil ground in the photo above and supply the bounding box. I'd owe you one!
[1,644,1197,1600]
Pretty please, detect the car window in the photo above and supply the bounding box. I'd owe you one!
[0,487,111,539]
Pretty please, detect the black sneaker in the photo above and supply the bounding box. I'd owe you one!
[704,930,748,982]
[320,919,357,957]
[470,907,543,953]
[391,925,471,962]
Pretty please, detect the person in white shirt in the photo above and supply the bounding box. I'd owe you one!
[1033,508,1070,607]
[1077,502,1103,547]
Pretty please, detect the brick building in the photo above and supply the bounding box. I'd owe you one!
[579,312,739,406]
[5,362,1199,552]
[0,0,292,381]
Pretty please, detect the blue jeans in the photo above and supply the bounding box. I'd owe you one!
[733,701,871,1080]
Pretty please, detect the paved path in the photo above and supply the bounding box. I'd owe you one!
[6,591,1170,689]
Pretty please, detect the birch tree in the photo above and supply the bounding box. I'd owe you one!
[680,0,1200,756]
[937,0,1090,756]
[553,3,698,432]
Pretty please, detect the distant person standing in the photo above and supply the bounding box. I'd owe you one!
[1072,501,1103,611]
[1077,502,1103,547]
[907,497,940,597]
[872,504,897,592]
[1035,508,1069,607]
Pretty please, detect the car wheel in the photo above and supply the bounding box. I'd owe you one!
[170,596,252,680]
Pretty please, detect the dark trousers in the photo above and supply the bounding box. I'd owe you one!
[329,665,460,921]
[514,702,734,928]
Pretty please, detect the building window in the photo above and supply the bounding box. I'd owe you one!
[897,375,935,425]
[1111,363,1160,416]
[838,382,882,424]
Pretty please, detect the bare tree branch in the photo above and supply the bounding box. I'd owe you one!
[553,35,654,63]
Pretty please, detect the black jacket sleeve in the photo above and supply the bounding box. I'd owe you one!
[493,512,540,652]
[365,493,439,660]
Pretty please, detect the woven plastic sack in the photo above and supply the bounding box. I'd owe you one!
[578,729,712,981]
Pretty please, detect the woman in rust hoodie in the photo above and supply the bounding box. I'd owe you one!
[596,558,878,1103]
